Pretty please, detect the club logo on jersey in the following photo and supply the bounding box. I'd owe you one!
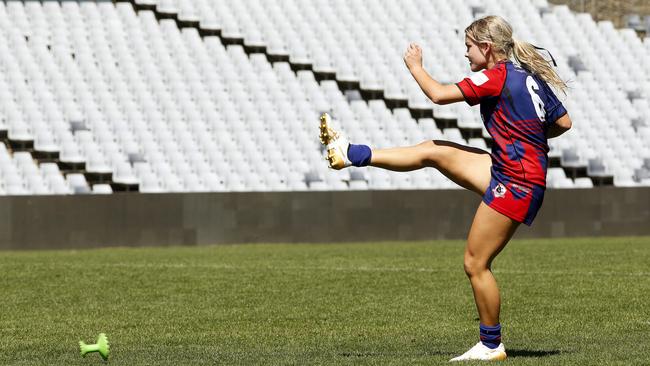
[492,183,507,198]
[470,71,489,86]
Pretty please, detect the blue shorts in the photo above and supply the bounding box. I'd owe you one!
[482,177,545,226]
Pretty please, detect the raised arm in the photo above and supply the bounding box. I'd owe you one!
[404,43,465,105]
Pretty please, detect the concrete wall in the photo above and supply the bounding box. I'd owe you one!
[0,187,648,250]
[0,187,650,249]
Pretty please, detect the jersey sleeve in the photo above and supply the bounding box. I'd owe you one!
[455,65,507,106]
[541,83,568,123]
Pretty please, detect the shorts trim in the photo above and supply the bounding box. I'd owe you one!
[482,196,532,226]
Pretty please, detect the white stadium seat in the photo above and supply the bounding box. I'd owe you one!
[0,0,647,195]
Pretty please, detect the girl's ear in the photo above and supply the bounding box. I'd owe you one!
[477,42,491,58]
[480,42,491,55]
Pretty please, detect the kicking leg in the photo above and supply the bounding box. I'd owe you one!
[319,113,491,195]
[371,140,492,195]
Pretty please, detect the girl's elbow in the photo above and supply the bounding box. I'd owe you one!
[430,95,450,105]
[427,92,442,104]
[557,114,572,130]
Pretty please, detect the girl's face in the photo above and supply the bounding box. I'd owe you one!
[465,36,489,72]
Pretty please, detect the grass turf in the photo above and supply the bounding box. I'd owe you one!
[0,237,649,365]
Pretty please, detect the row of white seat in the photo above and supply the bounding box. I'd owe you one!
[0,0,646,195]
[150,0,649,186]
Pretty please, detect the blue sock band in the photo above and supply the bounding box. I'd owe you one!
[479,323,501,349]
[347,144,372,167]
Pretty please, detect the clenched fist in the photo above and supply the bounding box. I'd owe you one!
[403,43,423,72]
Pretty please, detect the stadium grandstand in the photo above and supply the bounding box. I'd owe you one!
[0,0,647,195]
[2,1,650,364]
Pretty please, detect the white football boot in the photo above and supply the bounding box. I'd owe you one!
[449,342,507,362]
[319,112,352,170]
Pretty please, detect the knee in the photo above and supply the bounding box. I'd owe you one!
[463,253,488,278]
[415,140,441,166]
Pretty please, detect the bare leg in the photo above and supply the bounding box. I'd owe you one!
[370,140,492,195]
[464,202,519,325]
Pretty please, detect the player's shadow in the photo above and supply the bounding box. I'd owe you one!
[508,349,562,358]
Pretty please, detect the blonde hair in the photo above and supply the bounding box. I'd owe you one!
[465,15,567,93]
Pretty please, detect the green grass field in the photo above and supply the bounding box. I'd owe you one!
[1,237,649,365]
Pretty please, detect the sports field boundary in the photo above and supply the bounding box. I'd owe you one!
[1,187,648,250]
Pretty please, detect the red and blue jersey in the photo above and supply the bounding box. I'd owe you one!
[456,60,567,188]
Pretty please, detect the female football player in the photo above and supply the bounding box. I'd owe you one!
[319,15,572,361]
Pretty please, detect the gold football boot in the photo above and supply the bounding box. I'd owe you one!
[319,112,351,170]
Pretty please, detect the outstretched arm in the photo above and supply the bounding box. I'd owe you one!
[404,43,465,105]
[547,113,572,139]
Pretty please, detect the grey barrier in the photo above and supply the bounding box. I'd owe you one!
[0,187,648,250]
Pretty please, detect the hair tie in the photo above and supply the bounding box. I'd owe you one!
[531,44,558,67]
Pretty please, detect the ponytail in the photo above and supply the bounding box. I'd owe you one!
[512,38,567,94]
